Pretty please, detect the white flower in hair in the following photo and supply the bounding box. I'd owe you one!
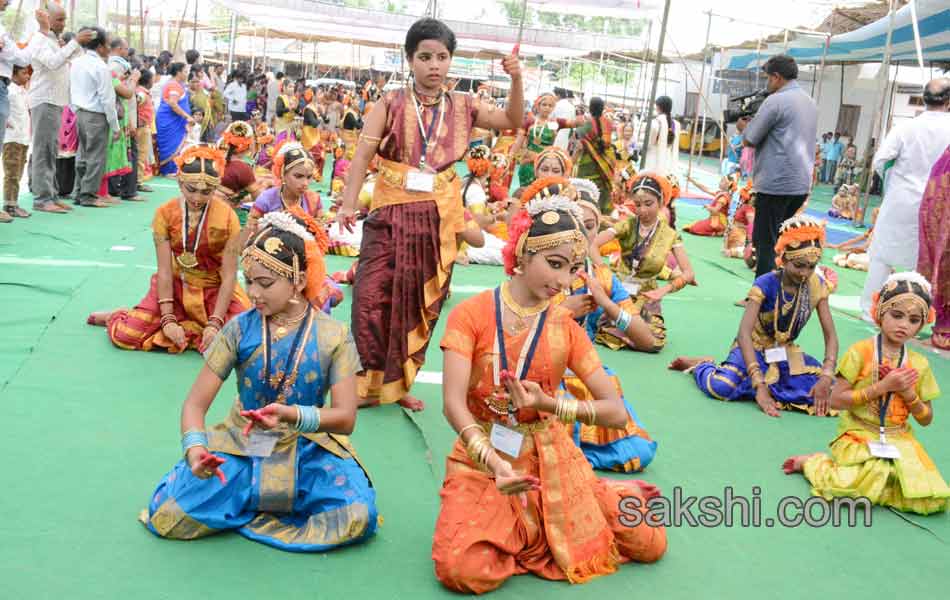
[525,196,583,222]
[259,211,315,242]
[884,271,932,295]
[779,214,824,233]
[570,178,600,201]
[276,141,306,158]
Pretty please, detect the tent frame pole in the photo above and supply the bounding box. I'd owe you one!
[685,10,713,192]
[855,0,896,228]
[639,0,672,170]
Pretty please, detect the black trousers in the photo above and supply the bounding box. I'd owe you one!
[109,135,139,199]
[752,192,808,278]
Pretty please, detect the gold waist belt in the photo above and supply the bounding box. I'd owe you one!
[376,158,458,194]
[851,413,909,435]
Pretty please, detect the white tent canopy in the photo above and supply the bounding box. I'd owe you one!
[212,0,647,58]
[727,0,950,68]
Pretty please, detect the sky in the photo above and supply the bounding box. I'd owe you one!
[436,0,876,55]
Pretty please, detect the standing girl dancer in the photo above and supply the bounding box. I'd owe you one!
[336,18,524,410]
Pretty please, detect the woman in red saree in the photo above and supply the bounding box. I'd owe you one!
[432,195,666,594]
[87,145,250,352]
[917,145,950,350]
[336,18,524,410]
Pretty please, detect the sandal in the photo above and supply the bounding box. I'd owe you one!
[5,205,30,218]
[52,200,73,211]
[34,202,69,214]
[0,210,11,223]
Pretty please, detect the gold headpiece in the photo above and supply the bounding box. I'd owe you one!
[874,271,934,325]
[175,144,225,191]
[514,197,587,262]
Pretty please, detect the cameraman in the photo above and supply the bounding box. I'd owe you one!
[742,55,818,277]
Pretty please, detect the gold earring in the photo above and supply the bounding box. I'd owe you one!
[288,293,301,305]
[513,266,524,275]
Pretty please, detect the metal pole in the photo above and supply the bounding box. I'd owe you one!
[262,28,268,71]
[636,20,652,122]
[685,10,712,190]
[814,11,835,107]
[639,0,672,170]
[126,0,131,47]
[70,0,75,32]
[139,0,145,52]
[856,0,896,227]
[172,0,189,58]
[250,28,256,71]
[192,0,198,50]
[227,12,237,74]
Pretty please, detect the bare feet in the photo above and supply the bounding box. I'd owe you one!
[86,310,116,326]
[668,356,714,371]
[398,395,425,411]
[782,454,814,474]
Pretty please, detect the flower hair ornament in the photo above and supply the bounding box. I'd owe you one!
[466,144,492,178]
[520,176,577,206]
[242,211,328,304]
[870,271,935,326]
[221,121,255,154]
[570,178,600,205]
[272,141,316,183]
[175,144,226,191]
[502,195,587,276]
[774,214,826,267]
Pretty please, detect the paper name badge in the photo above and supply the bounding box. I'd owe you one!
[622,281,641,296]
[765,346,788,364]
[490,424,524,458]
[246,431,281,457]
[406,170,435,193]
[868,440,901,459]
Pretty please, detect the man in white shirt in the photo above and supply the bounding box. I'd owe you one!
[28,6,93,213]
[223,72,248,121]
[0,0,36,155]
[266,71,281,125]
[860,77,950,322]
[552,89,575,150]
[70,26,119,208]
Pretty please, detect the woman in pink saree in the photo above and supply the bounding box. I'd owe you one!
[917,145,950,350]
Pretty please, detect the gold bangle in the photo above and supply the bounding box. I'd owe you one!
[458,423,482,439]
[585,400,597,426]
[158,298,174,305]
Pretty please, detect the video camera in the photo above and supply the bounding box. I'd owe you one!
[723,90,769,124]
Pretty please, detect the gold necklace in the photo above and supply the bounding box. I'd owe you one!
[270,308,308,337]
[412,86,442,107]
[501,281,549,319]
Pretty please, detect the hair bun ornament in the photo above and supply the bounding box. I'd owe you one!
[258,211,315,243]
[569,178,600,203]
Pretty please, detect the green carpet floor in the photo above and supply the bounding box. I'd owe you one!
[1,165,947,599]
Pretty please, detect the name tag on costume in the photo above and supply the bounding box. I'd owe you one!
[490,424,524,458]
[868,440,900,459]
[406,170,435,193]
[622,281,641,296]
[247,431,281,457]
[765,346,788,363]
